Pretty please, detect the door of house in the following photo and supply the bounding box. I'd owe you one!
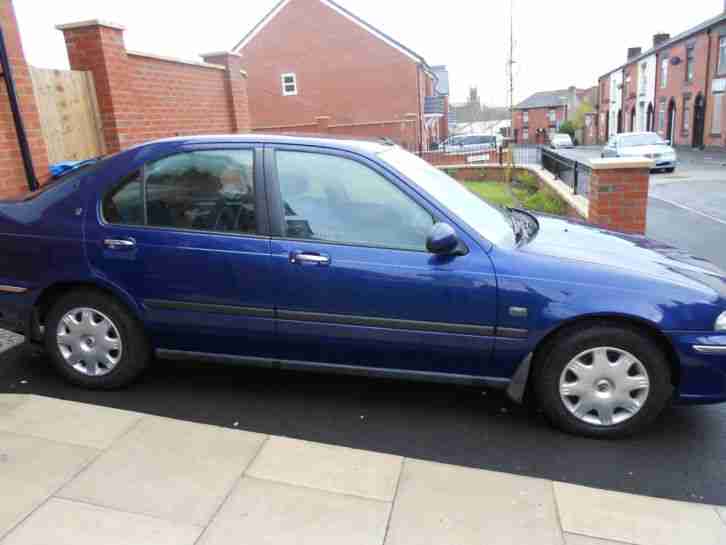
[667,99,676,143]
[693,94,705,149]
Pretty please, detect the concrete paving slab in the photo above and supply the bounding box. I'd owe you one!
[564,533,635,544]
[717,507,726,525]
[554,482,726,545]
[247,436,402,501]
[0,394,27,415]
[0,432,97,539]
[198,476,390,545]
[59,416,266,526]
[385,459,563,545]
[0,395,141,449]
[1,498,202,545]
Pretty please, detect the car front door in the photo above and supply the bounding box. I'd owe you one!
[85,145,276,358]
[264,145,499,378]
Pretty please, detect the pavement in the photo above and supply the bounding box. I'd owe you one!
[0,392,724,545]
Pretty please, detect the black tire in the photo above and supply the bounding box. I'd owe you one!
[666,167,675,173]
[44,289,150,389]
[533,325,673,439]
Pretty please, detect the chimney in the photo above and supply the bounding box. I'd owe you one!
[653,33,670,48]
[627,47,642,60]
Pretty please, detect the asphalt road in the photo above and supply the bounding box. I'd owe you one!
[2,344,726,506]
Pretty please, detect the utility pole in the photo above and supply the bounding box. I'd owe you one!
[505,0,516,185]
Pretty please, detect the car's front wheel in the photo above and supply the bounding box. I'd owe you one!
[44,290,150,389]
[534,325,673,438]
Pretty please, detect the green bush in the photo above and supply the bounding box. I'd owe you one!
[514,170,539,193]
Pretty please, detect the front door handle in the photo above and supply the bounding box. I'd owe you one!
[289,252,331,266]
[104,238,136,250]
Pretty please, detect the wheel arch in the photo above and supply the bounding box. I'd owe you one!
[512,313,681,404]
[30,280,144,342]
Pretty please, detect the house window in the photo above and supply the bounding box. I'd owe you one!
[523,111,529,125]
[719,37,726,74]
[522,128,529,141]
[686,46,695,82]
[640,63,648,95]
[281,73,298,96]
[682,96,691,133]
[658,102,666,131]
[547,109,556,123]
[713,92,723,134]
[660,57,669,88]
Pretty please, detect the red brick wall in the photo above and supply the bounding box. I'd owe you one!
[0,0,49,198]
[61,22,250,153]
[654,32,710,146]
[622,63,639,132]
[588,165,649,234]
[705,27,726,149]
[512,105,567,144]
[238,0,428,150]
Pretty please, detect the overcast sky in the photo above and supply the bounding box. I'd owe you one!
[16,0,724,107]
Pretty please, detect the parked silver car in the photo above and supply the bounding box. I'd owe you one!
[442,134,496,154]
[601,132,677,172]
[550,133,574,149]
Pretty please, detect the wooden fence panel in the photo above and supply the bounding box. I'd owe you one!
[29,67,105,165]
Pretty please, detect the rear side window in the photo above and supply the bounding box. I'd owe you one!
[102,150,257,235]
[102,171,143,225]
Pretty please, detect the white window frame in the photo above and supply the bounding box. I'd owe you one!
[713,92,723,135]
[547,109,556,123]
[719,37,726,75]
[522,128,529,141]
[281,73,298,96]
[660,58,668,89]
[523,111,529,124]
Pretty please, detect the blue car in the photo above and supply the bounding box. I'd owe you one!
[0,135,725,438]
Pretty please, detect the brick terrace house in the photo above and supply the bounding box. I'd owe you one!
[232,0,448,152]
[511,87,588,145]
[598,6,726,149]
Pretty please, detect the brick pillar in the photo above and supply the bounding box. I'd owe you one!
[0,0,49,197]
[200,51,250,133]
[588,158,653,235]
[58,20,130,153]
[315,116,331,134]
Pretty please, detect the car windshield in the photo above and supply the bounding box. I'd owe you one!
[377,147,516,247]
[619,134,666,147]
[553,135,571,142]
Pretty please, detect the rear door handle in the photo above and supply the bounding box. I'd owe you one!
[104,238,136,250]
[289,251,331,266]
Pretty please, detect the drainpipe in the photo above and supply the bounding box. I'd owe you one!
[703,29,713,150]
[0,24,38,191]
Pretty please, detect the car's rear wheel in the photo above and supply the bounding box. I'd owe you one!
[534,325,673,438]
[44,290,150,389]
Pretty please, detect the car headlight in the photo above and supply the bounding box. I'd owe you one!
[717,311,726,331]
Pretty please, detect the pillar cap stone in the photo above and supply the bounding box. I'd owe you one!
[56,19,126,32]
[590,158,655,170]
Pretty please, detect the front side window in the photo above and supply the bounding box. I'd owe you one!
[640,63,648,95]
[523,111,529,124]
[719,37,726,74]
[103,150,257,235]
[281,73,298,96]
[661,57,669,88]
[548,109,556,123]
[522,128,529,141]
[659,102,666,130]
[275,151,434,251]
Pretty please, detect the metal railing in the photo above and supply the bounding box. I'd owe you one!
[541,147,591,196]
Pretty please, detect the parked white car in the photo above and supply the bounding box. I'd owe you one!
[601,132,678,173]
[550,133,574,149]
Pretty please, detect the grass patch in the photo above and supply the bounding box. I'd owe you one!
[464,181,567,216]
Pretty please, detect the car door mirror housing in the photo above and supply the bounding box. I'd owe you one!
[426,223,460,255]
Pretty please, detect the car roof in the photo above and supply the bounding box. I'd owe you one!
[132,133,392,155]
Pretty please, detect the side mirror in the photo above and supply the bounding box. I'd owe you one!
[426,223,460,255]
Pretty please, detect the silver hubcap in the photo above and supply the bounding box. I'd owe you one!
[56,308,122,377]
[559,347,650,427]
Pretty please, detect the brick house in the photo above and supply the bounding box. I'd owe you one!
[232,0,448,152]
[511,87,588,145]
[598,7,726,149]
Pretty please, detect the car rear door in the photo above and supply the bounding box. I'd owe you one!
[264,144,499,379]
[84,144,276,358]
